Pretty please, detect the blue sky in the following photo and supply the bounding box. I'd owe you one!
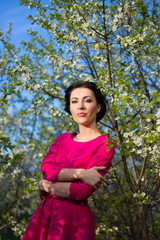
[0,0,40,46]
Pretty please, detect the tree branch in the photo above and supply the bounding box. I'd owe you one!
[129,155,138,184]
[135,59,150,101]
[137,156,146,186]
[102,0,113,88]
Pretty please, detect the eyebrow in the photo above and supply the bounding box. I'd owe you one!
[71,96,93,100]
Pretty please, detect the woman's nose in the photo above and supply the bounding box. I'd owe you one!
[78,101,84,109]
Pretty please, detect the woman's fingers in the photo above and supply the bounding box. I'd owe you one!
[39,179,45,188]
[91,166,110,185]
[101,176,110,185]
[39,179,50,191]
[95,177,109,188]
[39,179,55,195]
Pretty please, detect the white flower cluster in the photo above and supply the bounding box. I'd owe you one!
[123,109,160,160]
[12,168,22,177]
[11,219,23,237]
[0,153,22,180]
[22,176,39,192]
[112,226,119,232]
[156,109,160,132]
[108,1,135,32]
[0,171,5,180]
[0,116,10,126]
[133,192,146,198]
[108,167,117,176]
[96,223,119,235]
[96,224,107,235]
[1,212,23,236]
[49,107,64,118]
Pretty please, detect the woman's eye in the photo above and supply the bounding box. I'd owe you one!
[71,101,77,104]
[85,99,92,103]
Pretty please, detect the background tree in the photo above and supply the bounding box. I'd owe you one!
[0,0,160,239]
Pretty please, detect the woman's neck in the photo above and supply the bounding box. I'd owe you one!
[76,124,101,141]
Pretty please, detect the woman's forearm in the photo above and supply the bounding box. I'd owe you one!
[55,168,85,182]
[50,182,93,201]
[39,180,93,201]
[53,182,71,198]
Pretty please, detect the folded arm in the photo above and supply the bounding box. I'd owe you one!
[39,166,110,200]
[40,137,115,201]
[40,136,110,184]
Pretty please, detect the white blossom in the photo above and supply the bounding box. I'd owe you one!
[157,126,160,132]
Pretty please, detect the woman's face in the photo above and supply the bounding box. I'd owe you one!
[69,87,101,126]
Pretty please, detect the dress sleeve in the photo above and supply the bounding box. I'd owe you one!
[40,136,63,182]
[69,140,115,201]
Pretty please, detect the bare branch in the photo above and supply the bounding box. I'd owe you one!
[137,156,146,186]
[129,155,138,184]
[81,48,99,81]
[0,222,12,231]
[99,120,115,131]
[135,59,151,101]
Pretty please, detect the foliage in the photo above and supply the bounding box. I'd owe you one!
[0,0,160,239]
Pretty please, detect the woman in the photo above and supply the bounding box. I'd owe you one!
[22,81,115,240]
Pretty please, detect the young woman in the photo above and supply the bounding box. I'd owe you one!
[22,81,115,240]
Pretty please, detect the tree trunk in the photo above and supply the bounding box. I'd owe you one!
[139,203,149,240]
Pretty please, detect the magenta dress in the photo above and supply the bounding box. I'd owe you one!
[22,132,115,240]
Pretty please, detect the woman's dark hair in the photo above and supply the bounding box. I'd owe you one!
[65,81,106,122]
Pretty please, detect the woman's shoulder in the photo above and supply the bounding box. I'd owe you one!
[55,132,73,142]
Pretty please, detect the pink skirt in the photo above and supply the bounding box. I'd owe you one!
[22,195,95,240]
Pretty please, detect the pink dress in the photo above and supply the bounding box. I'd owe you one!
[22,132,115,240]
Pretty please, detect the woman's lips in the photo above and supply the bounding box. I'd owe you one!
[77,113,86,117]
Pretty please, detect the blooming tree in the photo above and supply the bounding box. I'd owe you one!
[0,0,160,239]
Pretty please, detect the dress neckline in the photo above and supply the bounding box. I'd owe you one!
[70,132,105,143]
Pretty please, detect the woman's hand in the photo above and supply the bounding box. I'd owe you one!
[80,166,110,190]
[38,179,54,199]
[38,180,71,199]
